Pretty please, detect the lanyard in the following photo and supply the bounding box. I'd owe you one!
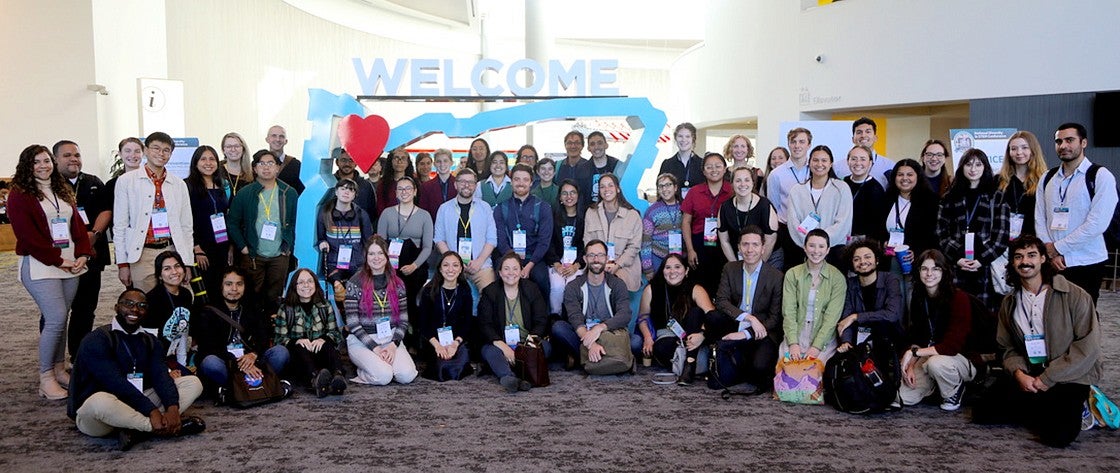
[45,190,62,217]
[333,214,354,241]
[440,286,458,327]
[119,333,138,372]
[458,202,472,234]
[662,286,676,323]
[789,165,808,185]
[849,178,866,202]
[506,292,520,325]
[964,194,983,228]
[707,185,723,217]
[808,182,824,213]
[733,195,753,231]
[682,155,693,184]
[740,266,756,312]
[1057,171,1076,205]
[894,199,911,229]
[372,283,388,310]
[259,188,277,221]
[396,205,416,235]
[207,190,222,215]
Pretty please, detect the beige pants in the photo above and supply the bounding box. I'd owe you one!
[75,375,202,437]
[899,354,975,406]
[467,267,495,293]
[129,245,177,293]
[346,336,418,385]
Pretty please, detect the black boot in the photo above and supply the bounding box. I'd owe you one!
[678,358,697,386]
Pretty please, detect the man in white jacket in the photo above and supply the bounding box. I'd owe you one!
[113,132,194,292]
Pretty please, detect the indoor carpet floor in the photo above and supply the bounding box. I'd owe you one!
[0,253,1117,472]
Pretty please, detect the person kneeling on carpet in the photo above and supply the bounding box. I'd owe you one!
[68,289,205,451]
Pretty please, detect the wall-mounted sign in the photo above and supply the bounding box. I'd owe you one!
[352,58,620,97]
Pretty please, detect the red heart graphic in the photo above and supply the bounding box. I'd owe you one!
[337,114,390,173]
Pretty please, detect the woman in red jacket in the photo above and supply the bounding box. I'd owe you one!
[9,145,93,400]
[899,249,976,412]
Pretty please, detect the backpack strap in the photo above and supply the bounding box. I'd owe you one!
[1086,164,1100,199]
[1042,167,1060,192]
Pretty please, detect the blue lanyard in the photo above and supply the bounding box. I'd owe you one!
[1057,172,1076,205]
[790,165,808,185]
[964,194,983,228]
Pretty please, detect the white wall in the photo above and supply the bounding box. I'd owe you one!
[0,0,99,176]
[673,0,1120,155]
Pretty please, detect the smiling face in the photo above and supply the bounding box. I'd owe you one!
[499,257,522,286]
[336,152,356,175]
[703,156,726,183]
[847,147,871,180]
[294,271,317,301]
[511,169,533,198]
[675,129,694,153]
[740,232,763,266]
[434,153,453,175]
[895,164,918,194]
[537,161,555,183]
[918,258,943,291]
[439,255,463,282]
[222,136,244,161]
[729,137,750,162]
[266,126,287,154]
[517,149,538,168]
[962,157,984,185]
[254,154,279,181]
[732,168,754,197]
[396,179,416,204]
[120,141,144,169]
[196,148,219,177]
[809,150,832,178]
[470,140,488,161]
[598,176,618,202]
[769,148,789,169]
[159,258,185,288]
[366,243,388,273]
[788,133,810,160]
[33,152,54,181]
[456,173,477,199]
[1007,137,1031,166]
[662,256,688,286]
[584,244,608,274]
[489,155,507,177]
[588,134,608,159]
[804,235,829,265]
[852,123,876,148]
[145,141,173,168]
[560,183,579,209]
[921,143,947,172]
[656,176,678,202]
[115,291,148,329]
[850,246,877,276]
[564,135,584,159]
[416,155,433,177]
[1012,244,1047,281]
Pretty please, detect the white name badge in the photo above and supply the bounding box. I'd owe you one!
[336,244,353,270]
[50,217,70,248]
[667,319,686,339]
[1050,207,1070,231]
[964,232,976,260]
[668,230,683,254]
[607,241,617,260]
[857,327,872,345]
[887,229,905,249]
[77,207,90,226]
[504,324,521,347]
[375,316,392,342]
[512,229,527,257]
[127,372,144,392]
[562,246,577,265]
[457,237,472,262]
[151,208,172,239]
[1025,333,1047,363]
[437,326,455,346]
[585,318,601,330]
[388,238,404,268]
[226,343,244,358]
[260,221,279,241]
[680,187,690,199]
[210,213,228,243]
[703,217,719,246]
[1009,213,1024,240]
[796,212,821,235]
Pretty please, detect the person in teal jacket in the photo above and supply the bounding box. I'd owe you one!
[226,150,299,312]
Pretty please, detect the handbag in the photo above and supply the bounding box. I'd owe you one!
[773,357,825,405]
[226,359,285,408]
[514,339,550,387]
[1090,385,1120,429]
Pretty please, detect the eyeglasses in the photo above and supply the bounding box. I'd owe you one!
[922,152,946,159]
[586,252,607,259]
[560,190,578,196]
[397,186,415,192]
[657,182,676,189]
[148,146,172,156]
[119,300,149,309]
[256,161,278,168]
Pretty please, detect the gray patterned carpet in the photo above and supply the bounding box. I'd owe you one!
[0,253,1117,472]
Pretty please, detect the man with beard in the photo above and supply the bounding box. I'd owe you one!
[974,235,1101,447]
[434,168,498,292]
[68,289,205,451]
[836,239,904,352]
[1034,122,1118,304]
[329,148,377,218]
[494,164,553,297]
[586,131,622,203]
[192,267,291,397]
[708,226,785,393]
[555,240,634,375]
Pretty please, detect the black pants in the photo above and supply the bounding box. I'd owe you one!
[1061,262,1105,305]
[286,338,343,387]
[690,234,726,297]
[710,338,779,390]
[777,223,803,271]
[973,377,1089,448]
[650,306,707,368]
[398,262,429,350]
[68,267,103,363]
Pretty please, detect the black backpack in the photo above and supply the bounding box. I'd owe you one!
[824,334,902,414]
[1042,164,1120,250]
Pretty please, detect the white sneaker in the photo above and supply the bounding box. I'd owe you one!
[1082,402,1097,431]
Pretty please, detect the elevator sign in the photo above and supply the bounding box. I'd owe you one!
[352,58,620,97]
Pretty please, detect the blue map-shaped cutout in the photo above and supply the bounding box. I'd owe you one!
[295,89,667,274]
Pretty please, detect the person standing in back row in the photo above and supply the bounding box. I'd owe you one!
[266,125,304,195]
[1034,122,1117,304]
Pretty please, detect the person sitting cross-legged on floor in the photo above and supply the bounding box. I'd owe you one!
[554,239,635,375]
[68,289,205,451]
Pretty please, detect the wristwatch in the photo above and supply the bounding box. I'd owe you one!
[910,346,920,357]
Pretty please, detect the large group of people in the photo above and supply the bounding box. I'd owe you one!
[8,119,1111,450]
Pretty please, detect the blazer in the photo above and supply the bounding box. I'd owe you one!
[583,204,643,291]
[477,280,550,342]
[112,168,195,265]
[714,260,784,344]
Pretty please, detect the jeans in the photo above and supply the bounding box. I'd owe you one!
[199,345,290,386]
[21,257,80,372]
[480,340,553,380]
